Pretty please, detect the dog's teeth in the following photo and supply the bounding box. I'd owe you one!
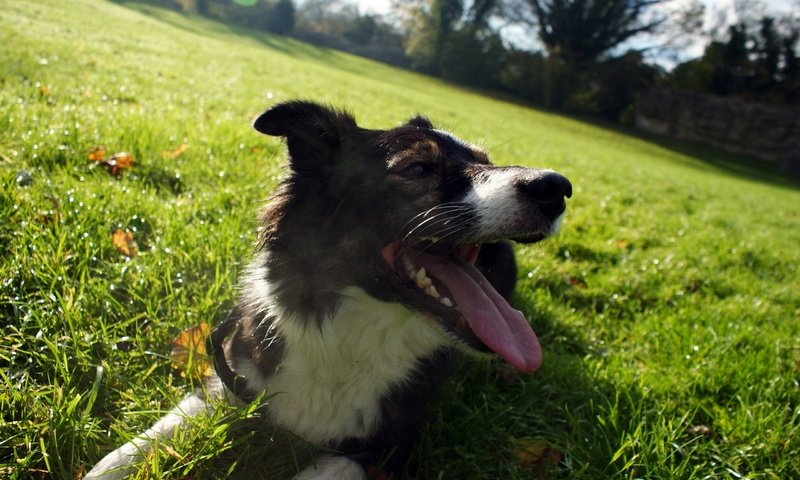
[415,267,426,283]
[440,297,453,307]
[401,255,414,273]
[404,259,418,279]
[425,285,440,298]
[415,268,432,289]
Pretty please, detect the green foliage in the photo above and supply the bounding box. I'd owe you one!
[499,50,661,122]
[669,16,800,107]
[2,1,800,479]
[402,0,506,87]
[437,28,506,87]
[184,0,294,34]
[525,0,667,63]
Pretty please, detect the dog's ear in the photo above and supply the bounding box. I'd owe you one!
[254,101,356,165]
[405,115,434,130]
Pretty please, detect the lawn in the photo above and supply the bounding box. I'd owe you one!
[1,0,799,478]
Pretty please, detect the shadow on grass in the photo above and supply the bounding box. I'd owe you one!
[402,308,646,479]
[635,130,800,191]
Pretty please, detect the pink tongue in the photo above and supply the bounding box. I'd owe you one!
[413,252,542,372]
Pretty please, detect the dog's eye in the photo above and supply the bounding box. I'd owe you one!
[404,162,436,177]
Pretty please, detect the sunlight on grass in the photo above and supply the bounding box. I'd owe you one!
[1,0,799,478]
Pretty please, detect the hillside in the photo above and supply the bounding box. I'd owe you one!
[1,0,799,478]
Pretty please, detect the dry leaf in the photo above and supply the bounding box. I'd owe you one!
[162,142,188,159]
[170,323,213,379]
[112,229,138,257]
[88,148,135,176]
[106,152,135,175]
[511,438,564,478]
[88,145,107,161]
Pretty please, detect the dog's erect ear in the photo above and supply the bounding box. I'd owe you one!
[405,115,434,130]
[254,101,357,165]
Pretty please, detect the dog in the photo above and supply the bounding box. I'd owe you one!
[86,100,572,479]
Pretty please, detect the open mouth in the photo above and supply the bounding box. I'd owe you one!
[380,241,542,373]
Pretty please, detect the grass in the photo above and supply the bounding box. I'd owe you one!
[1,0,799,478]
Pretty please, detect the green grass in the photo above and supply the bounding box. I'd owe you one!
[2,0,799,478]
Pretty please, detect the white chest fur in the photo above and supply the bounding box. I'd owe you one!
[259,287,450,444]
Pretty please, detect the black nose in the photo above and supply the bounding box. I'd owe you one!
[515,171,572,219]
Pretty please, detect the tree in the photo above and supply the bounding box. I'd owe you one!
[523,0,667,63]
[669,12,800,108]
[266,0,295,35]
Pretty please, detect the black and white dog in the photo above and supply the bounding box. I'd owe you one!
[86,101,572,479]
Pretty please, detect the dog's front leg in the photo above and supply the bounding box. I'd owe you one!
[85,390,214,480]
[292,455,368,480]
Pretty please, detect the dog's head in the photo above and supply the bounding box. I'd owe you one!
[253,101,571,372]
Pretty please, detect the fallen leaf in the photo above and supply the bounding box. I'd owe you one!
[170,323,213,379]
[511,438,564,478]
[162,142,188,159]
[88,148,135,176]
[112,228,138,257]
[88,145,107,161]
[106,152,135,175]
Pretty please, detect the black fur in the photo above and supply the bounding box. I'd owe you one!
[253,102,498,325]
[87,100,572,480]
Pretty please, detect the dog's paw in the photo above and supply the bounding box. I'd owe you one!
[83,440,146,480]
[293,455,367,480]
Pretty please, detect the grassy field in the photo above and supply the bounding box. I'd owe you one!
[2,0,799,478]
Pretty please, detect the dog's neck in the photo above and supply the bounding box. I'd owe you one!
[234,254,453,444]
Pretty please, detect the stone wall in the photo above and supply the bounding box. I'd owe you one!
[635,88,800,176]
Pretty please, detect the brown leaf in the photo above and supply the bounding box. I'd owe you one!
[112,228,138,257]
[170,323,213,379]
[88,148,134,176]
[106,152,135,175]
[88,146,107,161]
[162,142,188,159]
[511,439,564,478]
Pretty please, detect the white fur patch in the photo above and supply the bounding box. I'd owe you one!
[463,168,528,237]
[264,286,451,444]
[85,394,210,479]
[462,168,560,239]
[293,455,367,480]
